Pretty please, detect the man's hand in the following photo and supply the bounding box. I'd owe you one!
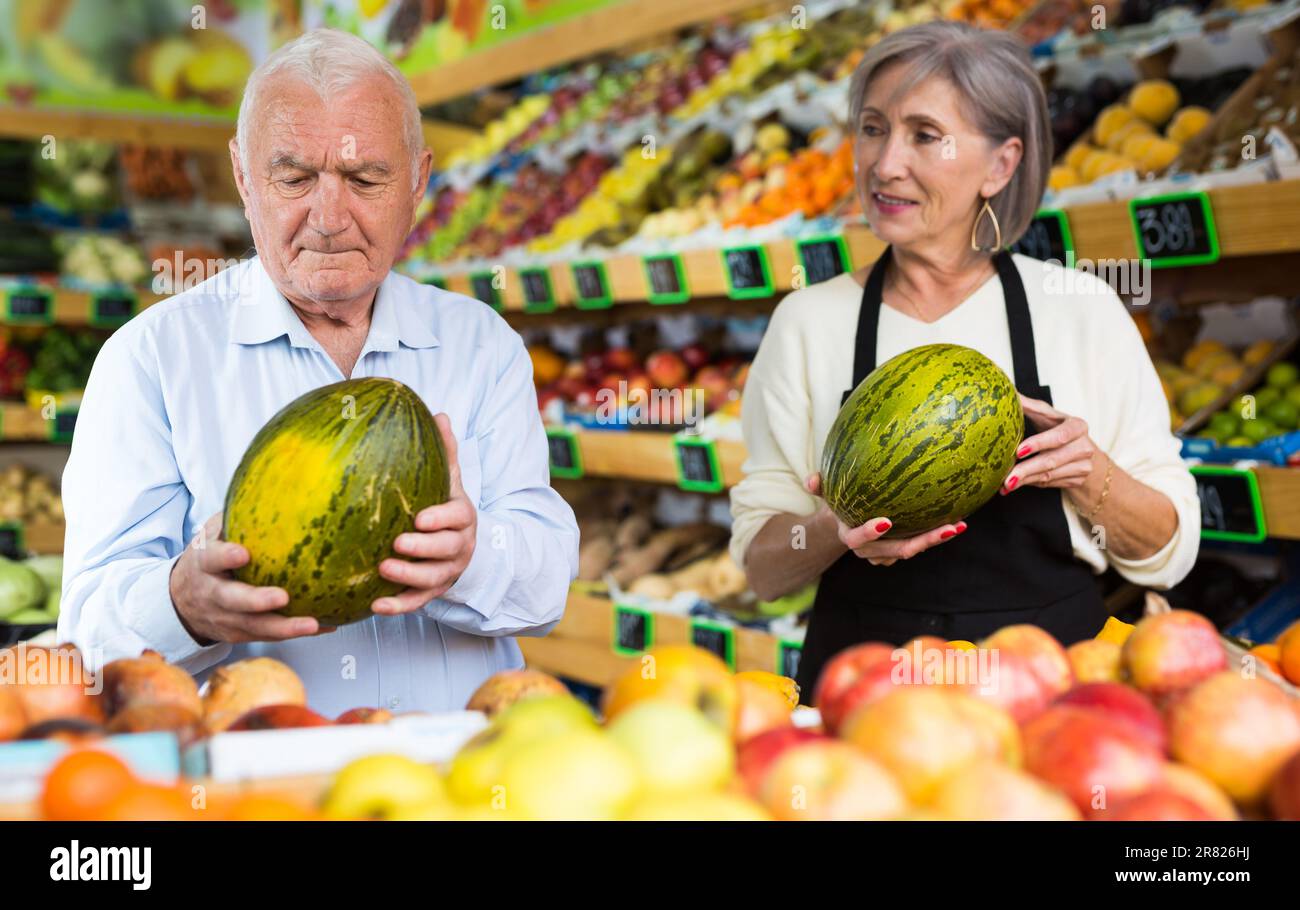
[372,413,477,615]
[170,512,324,644]
[805,472,966,567]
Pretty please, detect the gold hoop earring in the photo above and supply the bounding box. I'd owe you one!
[970,198,1002,253]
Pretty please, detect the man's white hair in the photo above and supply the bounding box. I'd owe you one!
[235,28,425,191]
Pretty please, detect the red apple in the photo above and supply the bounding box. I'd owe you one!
[951,650,1051,724]
[736,727,827,796]
[812,642,895,734]
[645,350,688,389]
[1022,705,1165,818]
[1122,610,1227,700]
[758,740,908,820]
[693,365,733,411]
[603,347,639,372]
[930,761,1080,821]
[1168,672,1300,806]
[1055,682,1167,754]
[1161,763,1238,820]
[335,707,394,725]
[680,343,710,372]
[226,704,332,732]
[1105,790,1216,821]
[1066,639,1122,684]
[982,624,1073,699]
[1269,749,1300,820]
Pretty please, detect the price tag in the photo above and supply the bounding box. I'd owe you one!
[690,619,735,669]
[643,254,688,305]
[1129,192,1219,268]
[613,604,654,656]
[1191,465,1266,543]
[520,268,556,313]
[50,408,77,444]
[545,427,583,480]
[4,286,53,324]
[470,272,501,311]
[777,640,802,680]
[0,522,23,559]
[674,438,722,493]
[721,245,774,299]
[1012,210,1073,264]
[796,235,851,286]
[571,261,612,310]
[90,287,137,327]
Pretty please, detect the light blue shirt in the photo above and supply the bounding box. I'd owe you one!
[59,257,578,716]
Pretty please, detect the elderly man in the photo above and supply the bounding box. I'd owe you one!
[58,29,578,715]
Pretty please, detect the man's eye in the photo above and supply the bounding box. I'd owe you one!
[352,177,376,187]
[282,176,309,187]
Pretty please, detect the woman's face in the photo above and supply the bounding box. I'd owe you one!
[854,62,1020,253]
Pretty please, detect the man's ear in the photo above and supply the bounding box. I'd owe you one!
[229,138,252,214]
[981,137,1024,199]
[412,148,433,209]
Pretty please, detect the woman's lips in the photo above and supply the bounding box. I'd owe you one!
[871,191,918,215]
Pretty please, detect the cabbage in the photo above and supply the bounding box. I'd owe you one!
[24,555,62,594]
[0,558,47,619]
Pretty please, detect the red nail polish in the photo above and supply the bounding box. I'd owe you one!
[1006,476,1019,492]
[956,522,968,534]
[875,520,892,533]
[1017,444,1032,458]
[940,530,955,540]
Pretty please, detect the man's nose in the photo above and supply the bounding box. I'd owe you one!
[307,174,352,236]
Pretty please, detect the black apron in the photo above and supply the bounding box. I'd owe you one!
[794,248,1107,702]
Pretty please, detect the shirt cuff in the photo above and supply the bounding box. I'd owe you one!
[438,515,498,609]
[123,554,219,664]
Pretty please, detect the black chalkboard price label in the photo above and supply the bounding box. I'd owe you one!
[612,603,655,656]
[796,235,851,286]
[571,261,612,310]
[1012,209,1073,264]
[721,245,774,300]
[673,437,722,493]
[4,286,53,324]
[90,288,137,327]
[1129,191,1220,268]
[777,640,802,680]
[49,408,78,444]
[690,619,735,669]
[0,522,24,560]
[520,268,556,313]
[1190,465,1266,543]
[470,272,502,311]
[545,427,583,480]
[643,254,688,305]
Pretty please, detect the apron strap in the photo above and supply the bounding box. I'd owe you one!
[845,248,892,404]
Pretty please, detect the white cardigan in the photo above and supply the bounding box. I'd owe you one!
[728,253,1200,591]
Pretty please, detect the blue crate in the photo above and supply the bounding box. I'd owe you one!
[1181,429,1300,466]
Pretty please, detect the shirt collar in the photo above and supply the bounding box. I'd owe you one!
[230,257,440,351]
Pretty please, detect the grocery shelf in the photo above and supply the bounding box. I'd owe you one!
[406,0,772,106]
[563,429,747,488]
[518,590,793,688]
[438,178,1300,312]
[1257,466,1300,540]
[0,402,58,442]
[0,282,166,328]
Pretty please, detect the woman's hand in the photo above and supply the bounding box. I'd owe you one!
[805,473,966,566]
[1003,395,1104,500]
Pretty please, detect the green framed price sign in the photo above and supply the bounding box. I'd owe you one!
[470,272,502,311]
[545,427,583,479]
[1129,191,1220,268]
[1190,465,1267,543]
[571,261,613,310]
[613,603,655,657]
[796,234,851,285]
[4,285,53,325]
[0,521,24,557]
[721,245,774,299]
[520,268,556,313]
[690,619,735,670]
[90,287,137,328]
[776,640,803,680]
[49,408,78,444]
[643,254,689,305]
[1012,209,1074,264]
[673,437,722,493]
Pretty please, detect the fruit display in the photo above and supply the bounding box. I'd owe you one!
[31,140,119,216]
[0,464,63,527]
[821,344,1022,536]
[1159,338,1299,442]
[56,234,149,287]
[20,328,106,400]
[224,378,450,627]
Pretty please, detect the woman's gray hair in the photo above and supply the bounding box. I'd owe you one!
[848,20,1050,248]
[235,28,424,191]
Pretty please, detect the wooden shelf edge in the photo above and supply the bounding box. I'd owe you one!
[571,429,745,487]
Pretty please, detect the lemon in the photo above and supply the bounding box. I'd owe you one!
[1093,105,1137,147]
[1129,80,1180,126]
[1048,165,1080,191]
[1166,106,1212,143]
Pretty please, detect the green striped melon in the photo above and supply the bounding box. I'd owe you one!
[820,344,1022,537]
[224,377,449,626]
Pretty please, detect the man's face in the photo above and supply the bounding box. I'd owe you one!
[231,74,431,313]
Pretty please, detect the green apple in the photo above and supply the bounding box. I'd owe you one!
[1254,386,1282,410]
[494,694,596,740]
[1207,410,1240,439]
[322,754,446,820]
[1240,418,1279,444]
[1287,385,1300,409]
[502,730,641,820]
[1264,399,1300,431]
[4,608,52,624]
[1266,361,1299,389]
[606,701,734,797]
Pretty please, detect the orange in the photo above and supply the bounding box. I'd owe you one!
[222,793,320,821]
[1248,643,1282,676]
[99,782,196,821]
[1280,622,1300,685]
[41,749,137,821]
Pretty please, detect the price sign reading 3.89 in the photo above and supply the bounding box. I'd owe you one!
[1129,192,1219,268]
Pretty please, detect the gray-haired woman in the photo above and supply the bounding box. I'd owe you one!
[729,21,1199,699]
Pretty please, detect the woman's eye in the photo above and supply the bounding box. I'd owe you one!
[860,123,884,137]
[917,132,940,144]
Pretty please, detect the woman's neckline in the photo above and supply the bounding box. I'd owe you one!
[848,256,1004,326]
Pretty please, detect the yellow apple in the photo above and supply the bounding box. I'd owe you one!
[322,754,445,820]
[501,730,641,820]
[606,701,733,797]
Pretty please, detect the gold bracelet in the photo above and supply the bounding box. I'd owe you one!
[1086,459,1114,522]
